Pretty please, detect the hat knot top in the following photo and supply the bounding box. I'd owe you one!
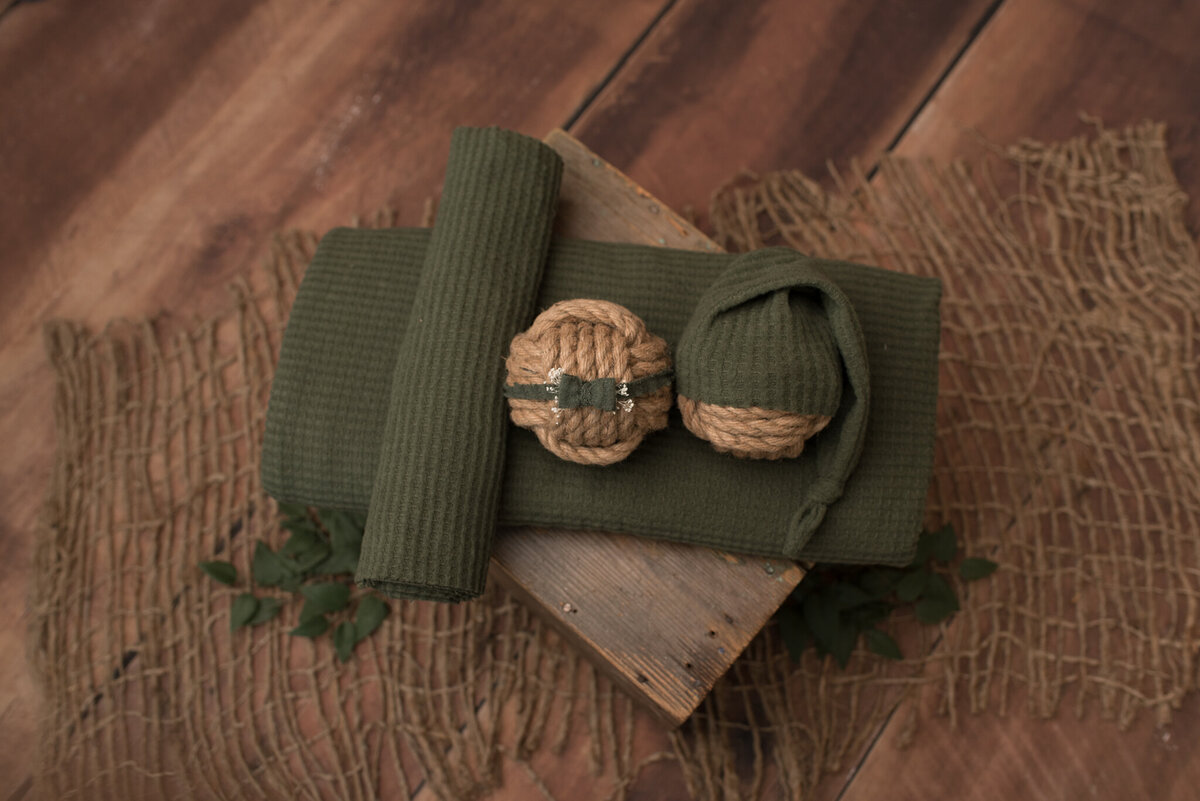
[505,299,673,466]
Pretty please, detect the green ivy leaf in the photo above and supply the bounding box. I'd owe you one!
[333,621,357,663]
[860,568,901,599]
[253,541,297,588]
[931,524,958,563]
[848,601,890,629]
[802,589,841,657]
[281,515,321,537]
[913,524,958,565]
[199,560,238,586]
[828,621,858,668]
[299,582,351,622]
[960,557,999,581]
[915,597,958,625]
[921,573,960,609]
[230,593,259,632]
[355,595,389,640]
[831,583,874,610]
[290,614,330,638]
[864,628,902,660]
[776,605,809,662]
[895,568,929,603]
[280,526,321,554]
[276,502,310,519]
[248,597,283,626]
[278,527,331,578]
[312,510,363,576]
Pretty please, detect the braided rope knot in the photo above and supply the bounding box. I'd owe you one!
[505,299,674,466]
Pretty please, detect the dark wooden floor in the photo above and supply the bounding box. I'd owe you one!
[3,1,1199,798]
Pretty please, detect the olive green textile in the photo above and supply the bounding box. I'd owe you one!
[261,128,942,601]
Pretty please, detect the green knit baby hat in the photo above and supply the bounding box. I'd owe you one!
[676,249,845,459]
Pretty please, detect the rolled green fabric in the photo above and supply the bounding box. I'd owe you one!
[264,231,942,587]
[354,127,561,601]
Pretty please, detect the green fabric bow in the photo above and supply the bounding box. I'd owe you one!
[558,373,615,410]
[505,369,674,412]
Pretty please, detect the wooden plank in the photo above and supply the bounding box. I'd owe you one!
[829,0,1200,798]
[490,129,803,728]
[570,0,997,228]
[0,1,669,795]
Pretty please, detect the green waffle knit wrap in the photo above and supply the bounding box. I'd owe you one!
[362,127,560,601]
[262,128,942,602]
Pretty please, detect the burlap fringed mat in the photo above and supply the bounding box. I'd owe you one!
[30,121,1200,800]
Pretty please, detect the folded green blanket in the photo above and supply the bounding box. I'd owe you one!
[262,127,942,602]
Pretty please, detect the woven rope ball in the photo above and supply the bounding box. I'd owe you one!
[505,299,673,466]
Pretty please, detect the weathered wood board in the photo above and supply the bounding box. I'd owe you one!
[490,129,803,728]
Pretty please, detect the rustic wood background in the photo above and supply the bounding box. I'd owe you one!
[2,0,1198,798]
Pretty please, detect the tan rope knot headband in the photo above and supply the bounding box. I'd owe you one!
[505,299,673,465]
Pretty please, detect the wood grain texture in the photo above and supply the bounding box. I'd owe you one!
[0,1,668,796]
[893,0,1200,230]
[570,0,998,227]
[838,680,1200,801]
[491,129,803,728]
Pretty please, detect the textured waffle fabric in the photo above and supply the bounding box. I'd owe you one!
[261,127,943,602]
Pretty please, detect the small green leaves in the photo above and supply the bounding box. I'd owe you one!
[913,524,957,565]
[355,595,389,640]
[895,568,929,603]
[299,582,351,621]
[248,597,283,626]
[199,508,387,661]
[333,622,358,663]
[323,595,390,661]
[276,501,310,518]
[801,589,839,657]
[859,568,901,599]
[776,605,808,662]
[311,511,363,577]
[913,568,960,624]
[864,628,902,660]
[199,560,237,586]
[776,523,1000,668]
[915,597,958,624]
[230,594,283,632]
[230,593,260,632]
[253,541,295,588]
[960,557,999,581]
[290,615,330,638]
[280,527,330,571]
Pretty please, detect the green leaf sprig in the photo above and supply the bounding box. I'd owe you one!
[777,524,998,667]
[198,504,389,661]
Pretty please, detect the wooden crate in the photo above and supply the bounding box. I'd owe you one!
[490,130,804,728]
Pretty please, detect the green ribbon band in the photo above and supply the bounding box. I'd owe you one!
[505,369,674,412]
